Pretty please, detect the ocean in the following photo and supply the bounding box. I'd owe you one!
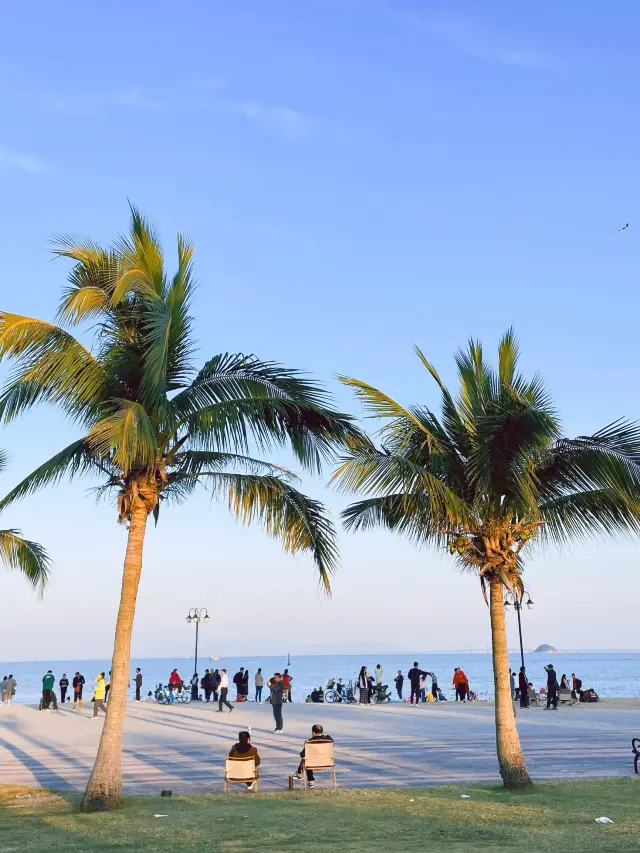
[2,651,639,705]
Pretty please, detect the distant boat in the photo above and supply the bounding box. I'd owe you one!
[208,656,220,661]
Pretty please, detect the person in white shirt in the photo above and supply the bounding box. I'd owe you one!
[375,665,383,686]
[255,668,264,703]
[217,668,234,712]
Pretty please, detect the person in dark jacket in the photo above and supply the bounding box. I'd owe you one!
[212,669,221,702]
[59,673,69,704]
[270,673,284,732]
[544,665,558,710]
[135,668,143,701]
[518,666,529,707]
[202,669,212,702]
[293,724,333,789]
[229,731,260,790]
[72,672,85,707]
[394,670,404,700]
[233,668,245,700]
[407,662,427,704]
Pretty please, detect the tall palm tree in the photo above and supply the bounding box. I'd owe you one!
[333,330,640,787]
[0,208,358,810]
[0,450,50,590]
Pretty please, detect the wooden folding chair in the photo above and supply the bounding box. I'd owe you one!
[300,740,336,790]
[224,757,259,792]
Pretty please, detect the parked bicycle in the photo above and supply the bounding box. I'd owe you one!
[325,678,358,704]
[154,682,191,704]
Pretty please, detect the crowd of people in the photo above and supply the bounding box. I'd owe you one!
[511,665,585,709]
[351,663,473,704]
[164,666,294,705]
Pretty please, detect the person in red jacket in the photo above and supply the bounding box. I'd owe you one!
[168,668,182,694]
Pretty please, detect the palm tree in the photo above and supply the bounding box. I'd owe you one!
[0,208,358,810]
[333,330,640,787]
[0,450,50,590]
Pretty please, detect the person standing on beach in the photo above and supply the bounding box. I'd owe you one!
[571,672,582,703]
[91,673,108,719]
[255,668,264,703]
[518,666,529,707]
[233,668,245,700]
[202,669,212,702]
[453,668,468,702]
[419,673,427,703]
[135,668,143,701]
[42,670,56,710]
[427,671,439,702]
[375,664,383,687]
[394,670,404,700]
[283,669,293,702]
[408,662,427,704]
[217,668,234,712]
[104,671,111,701]
[357,666,369,704]
[0,676,6,704]
[73,672,85,707]
[190,672,199,701]
[212,669,221,702]
[270,672,284,732]
[4,674,16,705]
[509,670,516,700]
[544,665,558,710]
[59,673,69,704]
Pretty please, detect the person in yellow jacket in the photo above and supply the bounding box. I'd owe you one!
[91,674,108,719]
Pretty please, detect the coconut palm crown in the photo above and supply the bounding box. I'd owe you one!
[0,207,359,809]
[334,330,640,787]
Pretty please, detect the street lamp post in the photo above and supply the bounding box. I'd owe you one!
[504,593,534,669]
[186,607,209,679]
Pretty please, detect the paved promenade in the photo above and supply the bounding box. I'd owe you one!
[0,700,637,793]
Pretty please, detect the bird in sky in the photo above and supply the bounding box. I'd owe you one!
[612,223,630,233]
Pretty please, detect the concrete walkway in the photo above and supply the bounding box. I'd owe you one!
[0,700,636,794]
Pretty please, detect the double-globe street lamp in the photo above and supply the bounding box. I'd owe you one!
[504,593,534,669]
[186,607,209,680]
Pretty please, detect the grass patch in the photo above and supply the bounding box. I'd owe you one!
[1,780,638,852]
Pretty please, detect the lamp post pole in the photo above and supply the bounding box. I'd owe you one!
[186,608,209,681]
[504,594,534,672]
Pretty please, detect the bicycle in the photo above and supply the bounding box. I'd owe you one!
[154,683,191,704]
[325,679,357,704]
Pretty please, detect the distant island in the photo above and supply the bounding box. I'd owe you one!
[533,643,558,653]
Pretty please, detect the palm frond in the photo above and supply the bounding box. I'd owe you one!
[0,529,51,592]
[540,488,640,544]
[170,449,297,480]
[86,401,157,475]
[341,494,444,546]
[208,472,338,592]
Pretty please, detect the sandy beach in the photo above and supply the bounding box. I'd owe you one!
[0,698,637,794]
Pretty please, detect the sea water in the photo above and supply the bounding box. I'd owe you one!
[1,651,639,705]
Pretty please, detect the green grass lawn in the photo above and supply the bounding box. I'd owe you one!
[2,779,639,852]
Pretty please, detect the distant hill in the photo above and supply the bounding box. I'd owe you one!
[533,643,558,654]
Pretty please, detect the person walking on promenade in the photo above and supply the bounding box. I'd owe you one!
[408,662,427,704]
[228,731,260,791]
[283,669,293,702]
[375,664,383,687]
[571,672,582,703]
[394,670,404,700]
[190,672,199,701]
[270,672,284,732]
[255,668,264,703]
[544,665,558,710]
[91,673,108,719]
[3,674,16,705]
[293,724,334,789]
[169,668,182,695]
[73,672,85,707]
[42,670,57,710]
[357,666,369,704]
[135,668,143,701]
[59,673,69,704]
[217,668,234,713]
[518,666,529,707]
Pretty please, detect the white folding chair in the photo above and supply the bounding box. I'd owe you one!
[224,757,259,792]
[300,740,337,790]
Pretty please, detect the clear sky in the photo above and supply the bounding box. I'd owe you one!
[1,1,639,660]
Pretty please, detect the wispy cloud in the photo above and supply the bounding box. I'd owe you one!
[232,101,307,141]
[397,12,544,67]
[0,146,43,175]
[48,87,165,117]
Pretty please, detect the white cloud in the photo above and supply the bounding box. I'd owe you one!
[396,12,544,67]
[0,146,43,175]
[232,101,306,141]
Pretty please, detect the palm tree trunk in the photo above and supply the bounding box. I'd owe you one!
[489,578,532,788]
[81,500,149,811]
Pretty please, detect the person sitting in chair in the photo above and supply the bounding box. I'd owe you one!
[293,723,333,789]
[229,730,260,791]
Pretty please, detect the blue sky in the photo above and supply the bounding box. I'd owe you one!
[1,1,639,659]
